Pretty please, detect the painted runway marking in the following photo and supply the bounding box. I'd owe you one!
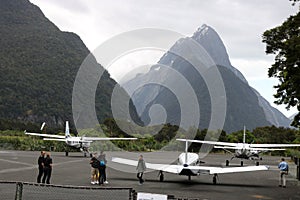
[0,158,34,167]
[0,159,84,174]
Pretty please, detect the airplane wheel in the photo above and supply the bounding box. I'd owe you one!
[226,160,229,166]
[213,176,217,185]
[188,175,191,181]
[256,162,259,166]
[241,161,243,166]
[65,152,69,156]
[84,152,87,157]
[260,157,262,160]
[159,174,164,182]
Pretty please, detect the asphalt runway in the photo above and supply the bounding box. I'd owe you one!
[1,150,300,199]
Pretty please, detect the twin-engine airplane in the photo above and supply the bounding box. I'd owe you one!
[178,127,300,166]
[112,139,269,184]
[25,121,137,157]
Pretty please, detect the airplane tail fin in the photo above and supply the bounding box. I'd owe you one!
[175,139,189,164]
[40,122,46,131]
[65,121,71,138]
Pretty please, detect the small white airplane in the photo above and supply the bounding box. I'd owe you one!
[112,139,269,184]
[178,127,300,166]
[25,121,137,157]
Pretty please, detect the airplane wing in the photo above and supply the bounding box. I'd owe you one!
[214,146,239,150]
[214,145,288,152]
[112,157,269,175]
[83,137,137,141]
[112,157,181,174]
[206,165,269,174]
[176,139,238,147]
[25,131,65,139]
[43,138,66,142]
[250,143,300,148]
[248,147,286,151]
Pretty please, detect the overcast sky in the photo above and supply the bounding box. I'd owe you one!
[29,0,299,117]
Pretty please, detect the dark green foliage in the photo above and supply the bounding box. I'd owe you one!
[252,126,298,144]
[262,4,300,128]
[0,0,141,128]
[153,123,179,143]
[0,130,67,151]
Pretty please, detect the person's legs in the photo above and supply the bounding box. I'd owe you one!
[279,172,282,186]
[46,169,52,184]
[282,172,286,187]
[95,169,99,184]
[137,173,141,183]
[99,168,104,184]
[103,167,107,182]
[42,168,48,184]
[137,172,143,184]
[91,168,96,184]
[103,167,108,183]
[140,172,144,183]
[37,168,43,183]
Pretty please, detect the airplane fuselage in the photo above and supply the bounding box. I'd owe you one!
[178,152,202,176]
[65,137,91,149]
[234,143,260,159]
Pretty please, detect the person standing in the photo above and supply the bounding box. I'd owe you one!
[90,153,99,184]
[42,152,53,184]
[98,151,108,184]
[136,155,146,185]
[278,158,289,188]
[37,151,45,183]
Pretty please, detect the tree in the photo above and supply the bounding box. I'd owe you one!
[262,1,300,128]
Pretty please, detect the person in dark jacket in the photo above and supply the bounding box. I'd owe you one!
[37,151,45,183]
[98,151,108,184]
[90,153,99,184]
[42,152,53,184]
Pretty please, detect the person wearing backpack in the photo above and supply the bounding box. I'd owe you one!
[98,151,108,184]
[90,153,99,184]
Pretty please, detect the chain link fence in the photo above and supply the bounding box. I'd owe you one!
[0,181,135,200]
[0,181,202,200]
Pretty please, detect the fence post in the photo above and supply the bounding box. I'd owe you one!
[131,189,137,200]
[297,157,300,181]
[129,188,132,200]
[15,182,23,200]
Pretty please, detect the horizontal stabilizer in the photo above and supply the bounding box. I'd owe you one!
[176,139,238,147]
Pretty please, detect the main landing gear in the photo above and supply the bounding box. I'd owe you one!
[225,160,245,166]
[158,171,164,182]
[213,174,218,184]
[226,160,229,166]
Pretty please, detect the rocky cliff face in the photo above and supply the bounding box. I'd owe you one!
[0,0,141,128]
[123,24,290,133]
